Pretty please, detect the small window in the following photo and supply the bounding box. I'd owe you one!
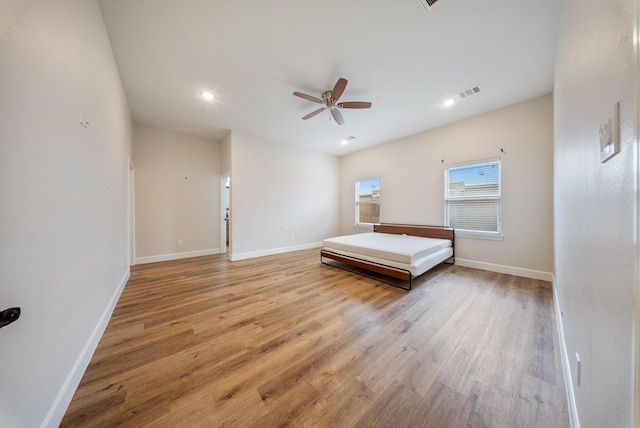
[355,178,381,225]
[444,159,501,238]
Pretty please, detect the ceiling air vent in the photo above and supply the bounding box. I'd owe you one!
[418,0,442,13]
[457,85,481,100]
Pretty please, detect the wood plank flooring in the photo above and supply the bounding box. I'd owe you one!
[61,249,569,427]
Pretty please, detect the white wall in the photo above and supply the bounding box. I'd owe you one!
[133,124,221,263]
[229,131,340,259]
[221,132,232,252]
[340,94,554,277]
[554,1,637,427]
[221,131,232,177]
[0,1,132,426]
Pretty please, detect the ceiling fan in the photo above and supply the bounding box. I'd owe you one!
[293,78,372,125]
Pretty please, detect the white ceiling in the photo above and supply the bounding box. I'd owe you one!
[98,0,561,156]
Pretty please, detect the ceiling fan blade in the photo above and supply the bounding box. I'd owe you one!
[338,101,372,109]
[302,107,326,120]
[332,78,348,101]
[293,91,324,104]
[331,109,345,125]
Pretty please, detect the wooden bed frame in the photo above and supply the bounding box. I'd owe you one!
[320,224,455,290]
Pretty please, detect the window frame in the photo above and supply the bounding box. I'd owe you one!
[355,177,381,227]
[444,158,502,239]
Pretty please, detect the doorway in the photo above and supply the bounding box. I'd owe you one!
[221,175,230,255]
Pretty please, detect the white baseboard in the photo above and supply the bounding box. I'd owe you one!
[230,242,322,261]
[455,258,553,281]
[551,275,580,428]
[135,248,221,265]
[42,268,130,428]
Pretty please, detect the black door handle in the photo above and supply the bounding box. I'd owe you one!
[0,307,20,329]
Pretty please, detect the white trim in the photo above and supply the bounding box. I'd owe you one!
[220,173,230,255]
[355,177,381,226]
[128,159,136,266]
[454,231,504,240]
[552,275,581,428]
[135,248,221,265]
[354,223,375,230]
[230,242,322,261]
[454,258,552,281]
[444,159,502,236]
[444,156,501,169]
[634,0,640,425]
[632,0,640,422]
[42,269,130,428]
[220,176,225,252]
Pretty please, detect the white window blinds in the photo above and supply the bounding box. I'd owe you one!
[444,159,501,237]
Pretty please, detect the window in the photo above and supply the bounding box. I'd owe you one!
[355,178,381,225]
[444,158,501,237]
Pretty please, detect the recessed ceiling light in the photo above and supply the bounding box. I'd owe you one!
[201,91,215,101]
[443,98,456,107]
[341,136,356,145]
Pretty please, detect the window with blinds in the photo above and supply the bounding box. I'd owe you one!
[444,159,501,237]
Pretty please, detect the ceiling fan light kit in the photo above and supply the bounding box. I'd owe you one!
[293,78,372,126]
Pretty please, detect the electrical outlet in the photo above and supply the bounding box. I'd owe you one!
[178,240,183,246]
[290,235,295,241]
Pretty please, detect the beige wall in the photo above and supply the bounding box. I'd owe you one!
[229,131,340,259]
[0,0,132,425]
[133,124,221,262]
[340,94,554,276]
[554,1,637,426]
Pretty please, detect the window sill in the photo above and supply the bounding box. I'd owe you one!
[354,223,375,230]
[454,231,503,241]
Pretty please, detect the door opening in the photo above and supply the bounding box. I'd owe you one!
[221,175,230,255]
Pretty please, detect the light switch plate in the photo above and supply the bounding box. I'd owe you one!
[79,104,88,128]
[599,101,620,163]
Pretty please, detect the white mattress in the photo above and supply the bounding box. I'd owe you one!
[322,232,452,264]
[323,246,453,277]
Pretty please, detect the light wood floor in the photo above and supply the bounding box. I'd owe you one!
[62,249,569,427]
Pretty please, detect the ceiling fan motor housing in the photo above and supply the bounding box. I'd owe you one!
[322,91,335,107]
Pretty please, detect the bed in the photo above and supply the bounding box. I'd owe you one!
[320,224,454,290]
